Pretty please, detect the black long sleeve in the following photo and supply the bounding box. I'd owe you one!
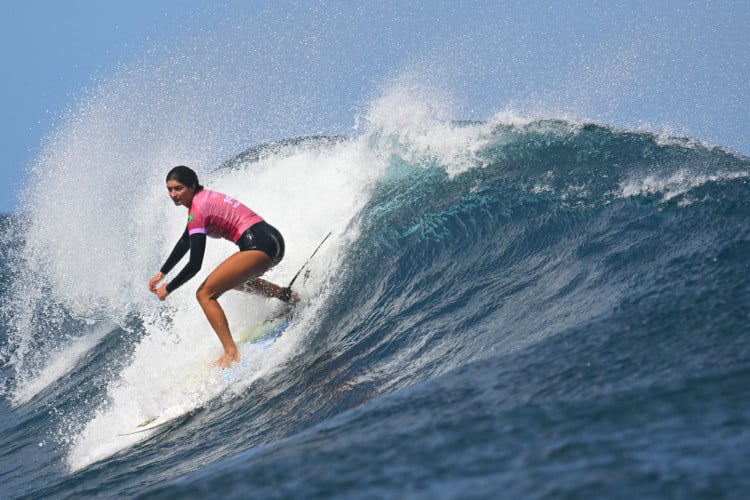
[160,228,190,275]
[163,232,207,293]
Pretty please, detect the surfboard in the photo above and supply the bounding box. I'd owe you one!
[223,310,293,381]
[236,308,293,349]
[119,308,294,436]
[120,231,328,438]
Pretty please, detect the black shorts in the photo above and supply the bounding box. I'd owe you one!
[236,221,285,264]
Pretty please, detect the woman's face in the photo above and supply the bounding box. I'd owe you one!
[166,179,196,207]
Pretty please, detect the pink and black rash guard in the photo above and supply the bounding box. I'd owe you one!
[187,190,263,242]
[160,189,264,293]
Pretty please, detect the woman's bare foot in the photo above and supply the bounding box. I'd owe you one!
[215,349,241,368]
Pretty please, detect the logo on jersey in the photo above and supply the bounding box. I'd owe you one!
[187,213,195,223]
[223,195,241,208]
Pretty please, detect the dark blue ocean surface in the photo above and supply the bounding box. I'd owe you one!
[1,120,749,499]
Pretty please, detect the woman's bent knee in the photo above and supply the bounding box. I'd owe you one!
[196,281,223,304]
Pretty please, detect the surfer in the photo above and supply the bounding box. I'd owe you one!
[148,165,296,368]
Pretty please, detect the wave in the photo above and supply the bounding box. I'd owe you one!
[2,84,749,495]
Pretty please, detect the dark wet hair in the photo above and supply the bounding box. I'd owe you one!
[166,165,204,191]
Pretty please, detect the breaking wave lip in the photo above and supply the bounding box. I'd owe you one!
[220,135,350,170]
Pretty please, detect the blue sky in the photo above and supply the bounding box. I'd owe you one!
[2,0,749,214]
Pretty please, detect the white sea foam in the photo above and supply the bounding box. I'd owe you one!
[619,168,749,202]
[63,135,388,470]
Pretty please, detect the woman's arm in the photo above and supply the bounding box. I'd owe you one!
[150,228,190,293]
[160,228,190,275]
[164,232,207,294]
[149,229,207,299]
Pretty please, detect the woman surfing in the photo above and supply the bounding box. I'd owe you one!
[148,165,295,368]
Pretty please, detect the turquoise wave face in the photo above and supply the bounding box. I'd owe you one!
[319,120,750,395]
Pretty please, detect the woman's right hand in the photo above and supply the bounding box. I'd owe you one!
[155,284,169,301]
[149,272,165,293]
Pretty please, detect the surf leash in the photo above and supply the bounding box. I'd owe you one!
[283,230,333,293]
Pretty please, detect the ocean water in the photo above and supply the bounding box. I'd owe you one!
[2,87,750,498]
